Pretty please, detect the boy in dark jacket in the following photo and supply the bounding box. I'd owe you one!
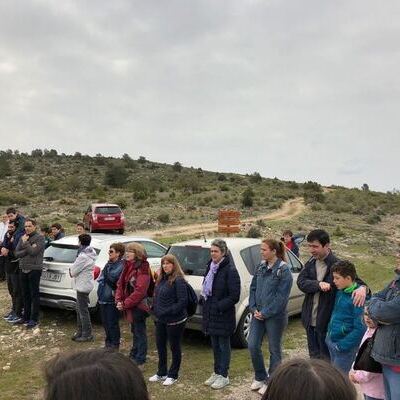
[325,260,365,373]
[97,242,125,348]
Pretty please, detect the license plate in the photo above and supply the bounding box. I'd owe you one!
[42,271,62,282]
[104,217,115,221]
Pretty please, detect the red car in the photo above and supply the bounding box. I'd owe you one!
[83,203,125,234]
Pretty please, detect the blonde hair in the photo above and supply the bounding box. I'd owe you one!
[125,242,147,260]
[157,254,185,285]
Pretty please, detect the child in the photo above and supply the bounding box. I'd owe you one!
[325,260,366,373]
[69,234,96,342]
[349,310,385,400]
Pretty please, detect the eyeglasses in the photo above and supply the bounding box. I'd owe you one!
[108,249,115,253]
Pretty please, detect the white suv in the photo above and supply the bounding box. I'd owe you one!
[167,238,304,348]
[40,234,167,312]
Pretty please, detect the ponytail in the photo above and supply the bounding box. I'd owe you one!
[262,238,287,262]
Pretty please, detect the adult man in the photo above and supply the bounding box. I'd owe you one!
[50,223,65,241]
[0,214,9,281]
[297,229,367,359]
[6,207,25,235]
[15,218,45,329]
[2,221,24,323]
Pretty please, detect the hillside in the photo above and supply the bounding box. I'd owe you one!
[0,149,399,245]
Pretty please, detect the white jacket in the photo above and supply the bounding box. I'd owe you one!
[70,246,97,294]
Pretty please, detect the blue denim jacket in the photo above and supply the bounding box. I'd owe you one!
[369,274,400,366]
[249,258,293,319]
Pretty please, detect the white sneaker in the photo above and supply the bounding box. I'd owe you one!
[211,375,230,389]
[149,374,167,382]
[250,380,265,391]
[163,377,177,386]
[258,383,268,396]
[204,373,219,386]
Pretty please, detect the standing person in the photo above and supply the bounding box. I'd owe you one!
[0,214,9,281]
[97,242,125,349]
[297,229,367,359]
[69,234,96,342]
[201,239,241,390]
[282,230,299,257]
[6,207,25,235]
[14,218,45,329]
[50,223,65,241]
[349,310,385,400]
[325,261,366,373]
[76,223,86,235]
[115,242,151,368]
[248,238,293,395]
[40,226,52,249]
[2,221,24,322]
[149,254,188,386]
[367,248,400,400]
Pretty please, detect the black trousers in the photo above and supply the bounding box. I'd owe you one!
[155,320,186,379]
[6,270,23,317]
[306,326,330,360]
[20,270,42,323]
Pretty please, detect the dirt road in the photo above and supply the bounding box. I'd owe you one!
[131,197,305,238]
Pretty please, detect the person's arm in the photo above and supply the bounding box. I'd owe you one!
[24,236,45,256]
[122,270,150,309]
[217,267,241,312]
[350,369,379,384]
[352,276,370,307]
[368,293,400,325]
[249,273,257,313]
[69,254,87,277]
[260,267,293,318]
[297,263,321,294]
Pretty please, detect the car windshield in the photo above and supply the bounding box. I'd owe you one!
[44,243,99,263]
[94,206,121,214]
[168,245,211,277]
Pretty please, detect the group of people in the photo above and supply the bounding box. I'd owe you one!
[1,207,399,399]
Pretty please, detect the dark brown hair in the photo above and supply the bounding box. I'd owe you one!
[158,254,185,285]
[44,349,149,400]
[332,260,357,281]
[109,242,125,258]
[262,238,287,262]
[262,358,357,400]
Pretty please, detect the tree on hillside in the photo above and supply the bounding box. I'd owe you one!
[173,161,182,172]
[0,157,12,178]
[362,183,370,191]
[104,163,129,188]
[242,187,254,207]
[249,172,262,184]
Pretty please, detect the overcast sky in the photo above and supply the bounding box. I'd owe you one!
[0,1,399,192]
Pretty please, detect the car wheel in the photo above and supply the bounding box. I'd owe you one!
[118,229,124,234]
[231,307,252,348]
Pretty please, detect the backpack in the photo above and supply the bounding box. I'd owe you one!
[186,281,198,317]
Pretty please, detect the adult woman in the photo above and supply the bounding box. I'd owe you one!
[115,242,151,367]
[248,238,293,395]
[97,242,125,349]
[149,254,188,386]
[368,248,400,400]
[201,239,241,390]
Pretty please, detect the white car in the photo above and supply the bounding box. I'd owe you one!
[167,238,305,348]
[40,234,167,312]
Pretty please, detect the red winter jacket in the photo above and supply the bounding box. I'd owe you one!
[115,259,151,321]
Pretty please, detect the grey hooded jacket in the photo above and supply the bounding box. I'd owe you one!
[70,246,97,294]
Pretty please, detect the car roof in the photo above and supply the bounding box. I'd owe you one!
[91,203,120,208]
[52,234,164,248]
[170,237,261,250]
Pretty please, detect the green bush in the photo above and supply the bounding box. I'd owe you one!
[104,163,129,188]
[242,187,254,207]
[366,214,381,225]
[157,213,170,223]
[247,226,262,238]
[115,198,128,209]
[21,161,34,172]
[0,192,28,206]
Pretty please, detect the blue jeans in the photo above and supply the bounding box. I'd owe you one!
[382,365,400,400]
[129,308,148,365]
[306,326,330,360]
[325,336,358,374]
[100,303,120,348]
[210,335,231,378]
[248,315,288,381]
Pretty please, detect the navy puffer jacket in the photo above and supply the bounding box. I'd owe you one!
[201,257,241,336]
[153,276,188,324]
